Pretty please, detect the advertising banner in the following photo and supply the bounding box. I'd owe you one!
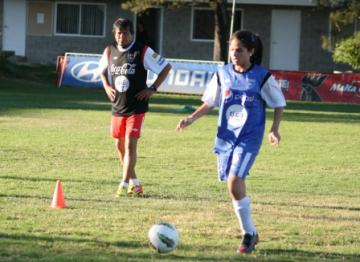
[56,53,360,104]
[272,70,360,104]
[147,59,224,94]
[57,53,102,88]
[56,53,223,94]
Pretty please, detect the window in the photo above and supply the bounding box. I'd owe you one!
[191,7,243,41]
[55,3,105,36]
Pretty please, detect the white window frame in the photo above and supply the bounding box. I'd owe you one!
[190,6,243,42]
[54,1,106,37]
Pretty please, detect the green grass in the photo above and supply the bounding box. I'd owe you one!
[1,76,360,261]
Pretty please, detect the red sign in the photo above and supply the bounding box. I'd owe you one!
[272,70,360,104]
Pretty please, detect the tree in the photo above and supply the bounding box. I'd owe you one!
[333,32,360,69]
[320,0,360,69]
[121,0,229,62]
[213,0,228,62]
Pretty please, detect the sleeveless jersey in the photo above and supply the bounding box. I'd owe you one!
[108,42,148,116]
[214,64,271,155]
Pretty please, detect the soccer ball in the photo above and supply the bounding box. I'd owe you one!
[148,222,179,253]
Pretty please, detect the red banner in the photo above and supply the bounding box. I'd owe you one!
[272,70,360,104]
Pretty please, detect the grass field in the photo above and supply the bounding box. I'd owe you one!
[1,76,360,261]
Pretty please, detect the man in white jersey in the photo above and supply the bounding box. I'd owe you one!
[99,18,171,197]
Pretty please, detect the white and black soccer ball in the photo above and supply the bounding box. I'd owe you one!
[148,222,179,253]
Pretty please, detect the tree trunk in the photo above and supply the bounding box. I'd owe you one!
[213,0,228,62]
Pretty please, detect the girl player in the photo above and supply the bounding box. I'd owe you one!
[176,30,286,253]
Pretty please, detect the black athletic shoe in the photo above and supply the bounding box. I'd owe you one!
[237,233,259,254]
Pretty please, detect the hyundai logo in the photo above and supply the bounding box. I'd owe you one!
[71,61,101,83]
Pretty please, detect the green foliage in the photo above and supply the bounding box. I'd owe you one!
[333,31,360,69]
[319,0,352,8]
[328,0,360,32]
[0,51,15,76]
[121,0,166,13]
[1,77,360,261]
[0,56,56,82]
[121,0,220,13]
[319,0,360,69]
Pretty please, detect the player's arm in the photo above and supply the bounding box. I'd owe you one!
[176,102,213,131]
[268,107,283,145]
[98,47,116,102]
[176,72,220,131]
[261,75,286,145]
[150,63,172,91]
[135,48,172,101]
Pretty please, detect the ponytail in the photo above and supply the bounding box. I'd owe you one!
[231,30,263,65]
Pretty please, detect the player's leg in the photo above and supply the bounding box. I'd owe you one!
[111,116,129,196]
[123,136,138,183]
[227,149,258,253]
[116,138,125,165]
[124,114,145,196]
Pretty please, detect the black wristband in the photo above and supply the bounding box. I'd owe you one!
[149,85,157,92]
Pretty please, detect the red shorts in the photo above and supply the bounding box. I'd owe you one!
[111,113,145,139]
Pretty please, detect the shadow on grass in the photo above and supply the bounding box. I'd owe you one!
[1,232,359,262]
[3,189,360,221]
[0,175,114,186]
[257,248,360,262]
[285,101,360,113]
[0,79,201,114]
[0,233,229,262]
[281,110,360,123]
[258,200,360,212]
[0,232,142,248]
[0,191,216,205]
[1,78,359,124]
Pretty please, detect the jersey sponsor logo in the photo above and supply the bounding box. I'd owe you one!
[226,104,248,128]
[152,52,159,59]
[231,94,255,102]
[70,61,101,83]
[234,78,255,90]
[115,75,130,92]
[127,52,139,63]
[110,63,136,75]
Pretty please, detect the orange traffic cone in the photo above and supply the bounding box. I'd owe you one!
[51,180,67,209]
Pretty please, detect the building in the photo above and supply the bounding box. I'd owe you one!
[0,0,357,72]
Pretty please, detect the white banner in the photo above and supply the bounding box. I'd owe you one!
[147,58,224,95]
[58,53,224,95]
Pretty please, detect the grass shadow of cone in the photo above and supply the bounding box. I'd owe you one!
[51,180,67,209]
